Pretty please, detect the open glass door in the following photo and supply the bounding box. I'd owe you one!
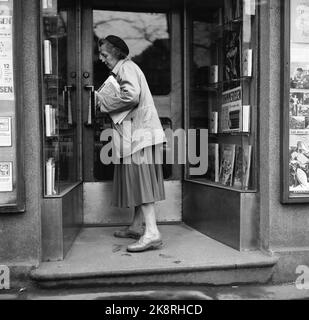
[81,3,182,225]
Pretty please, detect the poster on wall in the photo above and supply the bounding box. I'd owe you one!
[289,138,309,193]
[0,116,11,146]
[291,0,309,43]
[289,0,309,195]
[0,0,14,101]
[289,90,309,193]
[0,161,13,192]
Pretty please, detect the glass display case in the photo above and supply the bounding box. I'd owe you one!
[41,0,81,196]
[186,0,257,192]
[282,0,309,202]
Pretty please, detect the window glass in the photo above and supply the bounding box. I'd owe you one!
[0,0,16,205]
[188,2,256,191]
[93,10,171,95]
[42,3,80,195]
[93,10,171,181]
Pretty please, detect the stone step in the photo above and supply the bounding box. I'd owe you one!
[30,225,278,289]
[31,261,278,289]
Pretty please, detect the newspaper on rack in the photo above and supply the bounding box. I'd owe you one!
[97,75,131,124]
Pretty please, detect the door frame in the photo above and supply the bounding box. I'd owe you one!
[80,1,184,225]
[81,3,183,182]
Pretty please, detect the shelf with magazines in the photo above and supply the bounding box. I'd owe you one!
[208,131,251,138]
[40,2,81,197]
[185,178,257,194]
[194,77,252,93]
[186,0,257,192]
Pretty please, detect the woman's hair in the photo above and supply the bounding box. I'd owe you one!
[98,38,128,60]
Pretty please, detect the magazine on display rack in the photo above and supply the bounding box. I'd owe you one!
[219,144,236,186]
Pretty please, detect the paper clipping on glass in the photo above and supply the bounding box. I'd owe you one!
[0,2,14,101]
[0,161,13,192]
[97,75,131,124]
[0,116,11,146]
[44,40,52,75]
[221,86,250,133]
[46,158,56,196]
[45,104,56,137]
[291,0,309,43]
[242,49,253,77]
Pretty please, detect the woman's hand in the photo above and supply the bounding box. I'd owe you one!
[95,91,108,113]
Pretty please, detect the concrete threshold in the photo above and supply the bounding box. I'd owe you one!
[31,224,278,288]
[3,282,309,300]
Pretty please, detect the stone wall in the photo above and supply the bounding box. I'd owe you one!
[0,0,42,272]
[259,0,309,283]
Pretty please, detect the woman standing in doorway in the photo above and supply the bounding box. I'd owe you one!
[95,35,166,253]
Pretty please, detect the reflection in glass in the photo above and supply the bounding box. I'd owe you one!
[190,17,219,130]
[93,10,171,94]
[93,10,171,181]
[188,3,255,191]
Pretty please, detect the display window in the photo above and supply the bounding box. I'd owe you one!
[185,0,257,192]
[0,0,24,212]
[282,0,309,202]
[41,0,82,196]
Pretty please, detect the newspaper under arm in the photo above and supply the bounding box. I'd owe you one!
[96,75,131,124]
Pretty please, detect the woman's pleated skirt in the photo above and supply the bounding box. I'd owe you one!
[112,145,166,208]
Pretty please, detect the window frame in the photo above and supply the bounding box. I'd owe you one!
[86,4,183,182]
[0,0,25,213]
[281,0,309,203]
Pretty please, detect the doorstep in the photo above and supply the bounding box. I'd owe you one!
[30,224,279,288]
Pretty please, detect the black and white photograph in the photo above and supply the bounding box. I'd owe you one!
[1,0,309,312]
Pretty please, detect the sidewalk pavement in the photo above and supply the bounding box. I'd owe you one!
[1,283,309,300]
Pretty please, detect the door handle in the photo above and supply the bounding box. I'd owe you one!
[64,85,74,125]
[84,85,95,127]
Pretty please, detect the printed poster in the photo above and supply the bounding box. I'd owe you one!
[221,86,242,132]
[219,144,236,187]
[0,116,11,146]
[0,1,14,100]
[0,161,13,192]
[289,140,309,193]
[223,23,242,82]
[291,0,309,43]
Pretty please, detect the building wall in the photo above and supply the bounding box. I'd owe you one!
[259,0,309,283]
[0,0,42,272]
[1,0,309,285]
